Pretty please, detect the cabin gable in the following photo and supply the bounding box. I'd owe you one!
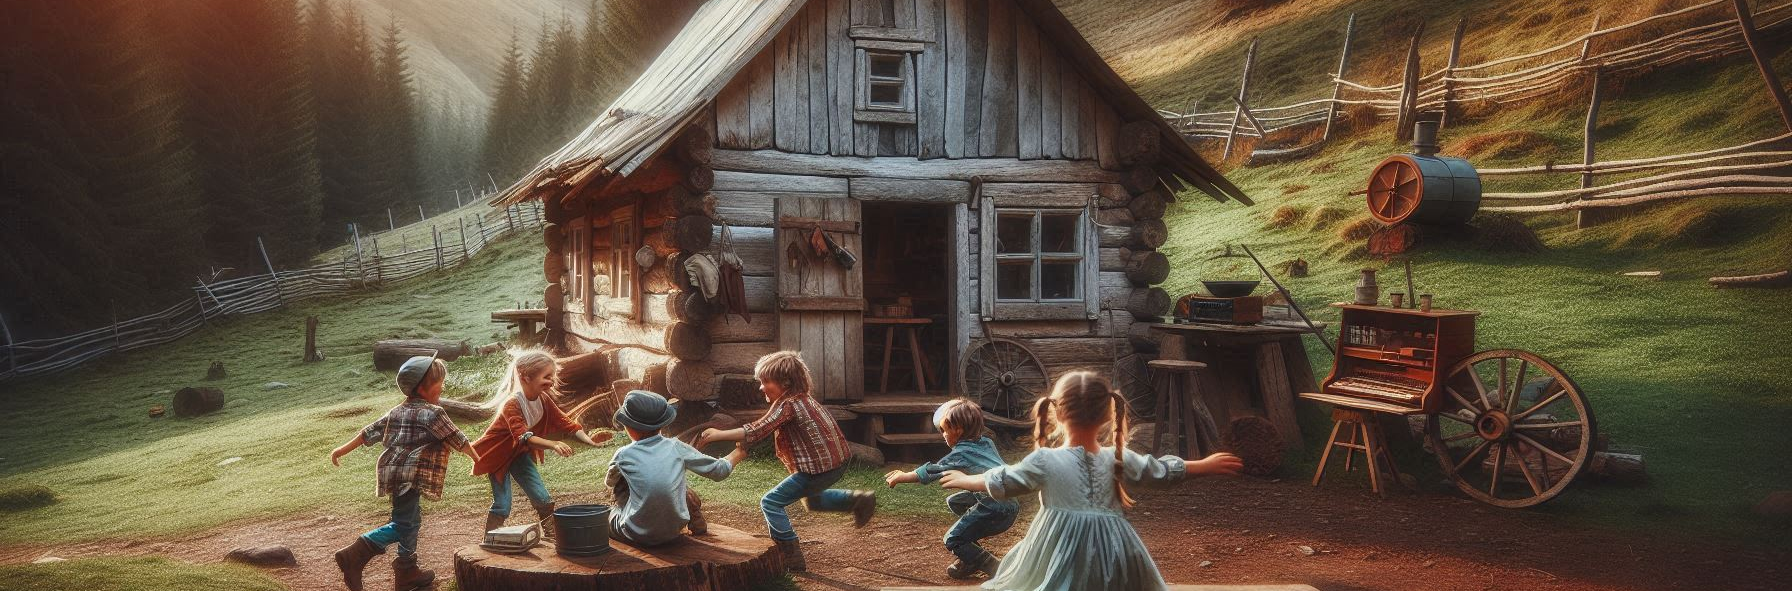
[712,0,1120,162]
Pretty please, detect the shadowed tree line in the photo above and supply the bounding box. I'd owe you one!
[0,0,445,335]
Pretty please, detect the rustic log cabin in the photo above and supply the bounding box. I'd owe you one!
[492,0,1250,448]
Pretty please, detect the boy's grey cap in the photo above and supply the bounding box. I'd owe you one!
[395,352,439,396]
[613,390,677,431]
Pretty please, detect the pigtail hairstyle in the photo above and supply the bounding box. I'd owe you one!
[1110,392,1136,509]
[1031,396,1057,449]
[482,348,557,411]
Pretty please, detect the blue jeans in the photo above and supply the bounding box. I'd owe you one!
[487,452,551,517]
[362,489,422,557]
[761,467,854,542]
[943,491,1018,563]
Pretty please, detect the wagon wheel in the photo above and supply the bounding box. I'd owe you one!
[960,337,1048,422]
[1366,156,1422,224]
[1426,349,1596,508]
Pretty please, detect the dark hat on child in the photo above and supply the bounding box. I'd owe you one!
[395,352,439,397]
[614,390,677,431]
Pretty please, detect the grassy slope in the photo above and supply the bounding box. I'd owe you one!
[0,235,942,546]
[1156,41,1792,543]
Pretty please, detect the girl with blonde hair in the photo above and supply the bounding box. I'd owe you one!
[939,371,1243,590]
[470,348,611,536]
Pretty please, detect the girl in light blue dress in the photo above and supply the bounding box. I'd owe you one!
[940,371,1243,591]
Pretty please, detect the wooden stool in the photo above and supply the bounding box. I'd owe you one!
[867,318,932,394]
[1146,359,1218,459]
[1311,407,1402,494]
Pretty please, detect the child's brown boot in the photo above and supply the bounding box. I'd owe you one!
[775,539,807,572]
[850,491,877,527]
[390,554,435,591]
[482,513,505,535]
[531,502,557,539]
[333,537,382,591]
[685,490,709,535]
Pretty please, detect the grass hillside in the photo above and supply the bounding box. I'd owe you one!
[1108,0,1792,544]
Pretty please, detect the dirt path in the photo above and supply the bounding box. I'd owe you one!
[2,479,1784,591]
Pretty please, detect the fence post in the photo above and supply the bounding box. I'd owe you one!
[432,225,444,270]
[488,173,500,194]
[506,205,517,233]
[1222,37,1258,161]
[1734,0,1792,131]
[454,189,463,208]
[196,278,225,317]
[387,208,397,231]
[1396,23,1425,141]
[475,215,487,248]
[1576,68,1606,229]
[351,223,366,288]
[371,237,383,285]
[459,218,471,262]
[1439,18,1467,130]
[0,311,16,375]
[1323,13,1356,143]
[193,290,208,325]
[257,236,283,304]
[418,205,426,224]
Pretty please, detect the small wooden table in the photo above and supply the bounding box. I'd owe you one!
[491,308,547,341]
[865,317,932,395]
[1150,321,1326,451]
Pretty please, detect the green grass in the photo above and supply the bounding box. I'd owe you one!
[1160,43,1792,545]
[0,557,285,591]
[0,234,959,547]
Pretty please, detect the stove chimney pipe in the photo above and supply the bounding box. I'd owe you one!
[1412,120,1440,156]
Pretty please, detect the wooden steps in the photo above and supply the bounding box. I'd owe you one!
[843,394,952,414]
[875,432,946,446]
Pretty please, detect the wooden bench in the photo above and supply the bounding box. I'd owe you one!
[491,308,547,341]
[453,522,781,591]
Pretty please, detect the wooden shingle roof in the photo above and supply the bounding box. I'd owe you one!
[495,0,1247,206]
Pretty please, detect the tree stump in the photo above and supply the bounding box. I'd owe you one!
[452,523,781,591]
[1224,416,1285,476]
[173,387,225,417]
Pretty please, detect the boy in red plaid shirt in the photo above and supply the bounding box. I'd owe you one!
[697,351,876,571]
[329,355,480,591]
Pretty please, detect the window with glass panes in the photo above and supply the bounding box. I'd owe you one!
[993,209,1084,302]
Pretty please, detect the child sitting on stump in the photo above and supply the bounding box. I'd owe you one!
[884,398,1018,579]
[329,354,480,591]
[697,351,876,571]
[607,390,746,546]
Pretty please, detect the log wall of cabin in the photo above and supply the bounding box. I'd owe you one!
[712,0,1115,162]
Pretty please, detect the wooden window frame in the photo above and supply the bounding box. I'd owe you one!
[589,202,642,320]
[979,202,1099,322]
[853,48,916,125]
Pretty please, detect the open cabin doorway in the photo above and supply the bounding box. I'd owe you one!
[860,202,953,400]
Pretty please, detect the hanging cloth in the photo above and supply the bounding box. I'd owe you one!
[719,258,750,322]
[683,252,721,301]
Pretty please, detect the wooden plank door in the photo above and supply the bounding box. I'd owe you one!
[775,196,864,401]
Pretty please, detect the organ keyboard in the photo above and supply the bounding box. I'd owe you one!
[1303,304,1478,415]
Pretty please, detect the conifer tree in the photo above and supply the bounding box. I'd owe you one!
[371,20,423,216]
[171,0,324,266]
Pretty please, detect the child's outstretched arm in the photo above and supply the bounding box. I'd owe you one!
[452,438,482,463]
[937,470,988,493]
[526,434,575,457]
[883,470,921,488]
[695,427,747,447]
[1188,452,1244,477]
[571,429,614,447]
[329,434,364,466]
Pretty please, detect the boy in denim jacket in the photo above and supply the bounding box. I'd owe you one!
[884,398,1018,579]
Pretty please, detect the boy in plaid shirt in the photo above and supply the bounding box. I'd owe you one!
[697,351,875,572]
[329,355,480,591]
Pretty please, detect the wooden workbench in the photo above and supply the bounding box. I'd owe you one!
[1150,321,1325,450]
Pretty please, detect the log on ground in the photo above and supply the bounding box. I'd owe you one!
[452,521,781,591]
[373,339,471,371]
[173,387,225,417]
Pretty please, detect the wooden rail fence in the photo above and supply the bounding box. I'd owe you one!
[1158,0,1792,155]
[0,201,545,381]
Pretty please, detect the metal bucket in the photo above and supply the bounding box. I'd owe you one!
[553,504,613,557]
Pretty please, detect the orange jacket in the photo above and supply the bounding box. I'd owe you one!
[470,393,583,476]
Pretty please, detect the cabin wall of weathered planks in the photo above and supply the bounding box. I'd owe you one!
[712,0,1117,162]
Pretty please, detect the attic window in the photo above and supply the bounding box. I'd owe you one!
[854,49,915,124]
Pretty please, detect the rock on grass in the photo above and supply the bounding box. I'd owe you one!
[0,484,56,511]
